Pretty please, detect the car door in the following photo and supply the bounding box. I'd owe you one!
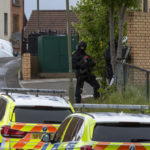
[54,117,84,150]
[0,97,10,150]
[50,117,72,150]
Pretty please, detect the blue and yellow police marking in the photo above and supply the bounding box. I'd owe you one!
[42,143,49,150]
[51,143,61,150]
[66,142,77,149]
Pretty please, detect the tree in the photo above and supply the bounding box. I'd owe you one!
[72,0,141,84]
[102,0,116,72]
[116,0,140,60]
[72,0,110,85]
[102,0,140,72]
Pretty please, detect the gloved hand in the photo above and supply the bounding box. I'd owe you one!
[83,56,89,63]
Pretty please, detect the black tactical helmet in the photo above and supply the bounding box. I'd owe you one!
[77,41,87,50]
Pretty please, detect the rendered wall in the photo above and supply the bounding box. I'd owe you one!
[0,0,11,41]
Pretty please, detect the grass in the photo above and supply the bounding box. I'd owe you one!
[79,85,150,113]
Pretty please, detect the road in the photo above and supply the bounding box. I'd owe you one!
[0,57,21,88]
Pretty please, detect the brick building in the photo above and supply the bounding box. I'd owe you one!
[127,1,150,69]
[0,0,25,54]
[126,0,150,84]
[24,10,77,38]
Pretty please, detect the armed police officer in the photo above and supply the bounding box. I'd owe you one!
[72,41,100,103]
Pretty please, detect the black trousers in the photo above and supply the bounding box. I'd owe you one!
[75,75,100,103]
[106,64,113,83]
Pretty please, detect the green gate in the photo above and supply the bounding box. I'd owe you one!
[38,35,78,73]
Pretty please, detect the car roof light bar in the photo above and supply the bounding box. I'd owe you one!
[1,88,66,96]
[74,104,149,111]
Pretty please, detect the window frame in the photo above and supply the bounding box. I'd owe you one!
[52,116,72,143]
[12,0,21,7]
[4,13,8,35]
[62,116,84,142]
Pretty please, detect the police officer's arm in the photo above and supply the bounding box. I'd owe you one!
[72,53,81,69]
[86,56,96,67]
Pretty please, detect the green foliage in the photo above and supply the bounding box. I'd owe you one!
[84,86,148,105]
[72,0,142,87]
[81,86,149,113]
[72,0,109,86]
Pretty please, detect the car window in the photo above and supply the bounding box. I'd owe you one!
[92,123,150,142]
[14,107,72,123]
[0,98,7,121]
[53,117,71,143]
[62,117,84,142]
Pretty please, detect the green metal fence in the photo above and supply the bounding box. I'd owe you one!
[38,34,78,73]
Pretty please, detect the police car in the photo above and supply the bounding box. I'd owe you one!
[0,88,74,150]
[42,112,150,150]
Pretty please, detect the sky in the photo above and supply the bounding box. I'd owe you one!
[25,0,79,20]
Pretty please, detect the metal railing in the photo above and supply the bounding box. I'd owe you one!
[73,103,150,113]
[115,61,150,100]
[74,104,149,110]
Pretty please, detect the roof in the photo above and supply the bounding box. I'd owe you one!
[24,10,78,37]
[90,112,150,123]
[7,93,70,108]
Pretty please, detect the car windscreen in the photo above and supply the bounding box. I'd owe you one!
[92,123,150,142]
[14,107,72,124]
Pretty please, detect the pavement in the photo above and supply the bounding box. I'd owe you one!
[0,57,93,98]
[20,78,93,98]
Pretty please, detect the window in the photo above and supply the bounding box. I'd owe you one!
[53,117,71,143]
[12,0,20,6]
[63,117,84,142]
[92,123,150,142]
[143,0,148,12]
[14,107,72,123]
[13,14,19,33]
[4,13,8,35]
[0,98,7,120]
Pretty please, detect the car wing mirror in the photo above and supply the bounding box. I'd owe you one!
[42,133,51,143]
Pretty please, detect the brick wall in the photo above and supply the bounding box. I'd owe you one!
[127,12,150,69]
[22,53,31,80]
[127,11,150,84]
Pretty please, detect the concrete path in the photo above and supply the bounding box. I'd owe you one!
[20,78,94,98]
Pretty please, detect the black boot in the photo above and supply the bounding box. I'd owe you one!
[75,97,81,103]
[94,92,100,99]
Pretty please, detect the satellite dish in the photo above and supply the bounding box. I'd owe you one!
[11,32,21,41]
